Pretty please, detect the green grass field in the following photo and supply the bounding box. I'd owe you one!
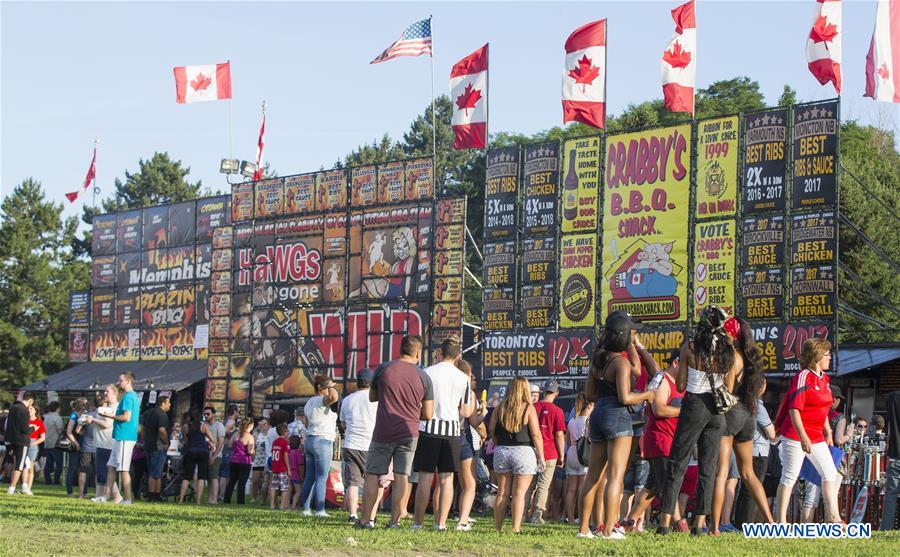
[0,484,895,556]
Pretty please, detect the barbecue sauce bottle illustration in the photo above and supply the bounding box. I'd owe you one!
[563,150,578,222]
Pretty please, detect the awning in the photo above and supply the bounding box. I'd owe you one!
[22,360,208,392]
[837,344,900,376]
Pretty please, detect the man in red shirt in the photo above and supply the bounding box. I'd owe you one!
[527,381,565,524]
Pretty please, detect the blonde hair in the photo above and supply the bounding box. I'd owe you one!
[574,392,591,416]
[497,377,531,433]
[456,359,472,377]
[799,338,832,369]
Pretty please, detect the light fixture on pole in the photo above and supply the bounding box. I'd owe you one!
[240,161,258,178]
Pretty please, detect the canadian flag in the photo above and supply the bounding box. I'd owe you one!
[807,0,842,93]
[65,148,97,204]
[865,0,900,102]
[174,62,232,104]
[254,112,265,181]
[661,0,696,114]
[562,19,606,129]
[450,44,488,150]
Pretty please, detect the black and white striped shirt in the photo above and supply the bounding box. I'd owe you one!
[419,361,471,438]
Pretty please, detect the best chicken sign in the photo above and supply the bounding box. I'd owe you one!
[600,124,692,322]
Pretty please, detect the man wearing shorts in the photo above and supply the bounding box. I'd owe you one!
[98,372,140,505]
[4,392,34,495]
[340,368,377,523]
[204,406,226,504]
[142,396,170,501]
[412,336,473,531]
[358,335,434,529]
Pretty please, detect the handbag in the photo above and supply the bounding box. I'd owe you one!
[56,437,75,452]
[576,434,591,467]
[707,371,738,415]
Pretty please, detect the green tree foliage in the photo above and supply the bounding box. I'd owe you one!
[837,122,900,343]
[76,152,203,256]
[0,180,89,401]
[778,85,798,107]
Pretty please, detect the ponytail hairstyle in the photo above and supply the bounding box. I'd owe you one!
[693,305,735,376]
[735,318,764,411]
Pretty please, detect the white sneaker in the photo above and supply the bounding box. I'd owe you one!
[411,523,423,530]
[91,496,107,503]
[603,530,626,540]
[21,487,33,496]
[301,509,313,517]
[456,522,472,532]
[314,510,330,518]
[120,499,133,506]
[576,531,596,539]
[6,487,15,495]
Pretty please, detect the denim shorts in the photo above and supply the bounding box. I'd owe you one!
[147,449,167,479]
[459,429,475,461]
[624,457,650,492]
[589,396,633,442]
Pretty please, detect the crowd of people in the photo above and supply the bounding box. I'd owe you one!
[1,308,899,539]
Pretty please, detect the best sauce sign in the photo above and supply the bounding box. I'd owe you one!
[601,124,691,322]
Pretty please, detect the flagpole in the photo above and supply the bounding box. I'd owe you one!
[91,137,100,212]
[430,15,437,164]
[227,60,233,159]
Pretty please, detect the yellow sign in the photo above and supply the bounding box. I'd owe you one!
[693,219,737,319]
[559,234,596,328]
[696,116,739,218]
[601,124,691,322]
[560,136,601,233]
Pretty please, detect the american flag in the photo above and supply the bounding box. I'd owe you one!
[371,18,433,64]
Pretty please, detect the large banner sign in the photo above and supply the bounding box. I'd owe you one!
[559,234,596,328]
[741,214,786,268]
[693,220,736,318]
[560,136,601,233]
[790,266,835,319]
[520,237,555,329]
[483,330,595,379]
[696,116,739,218]
[743,108,788,213]
[485,148,519,240]
[749,321,833,375]
[790,211,836,267]
[636,325,687,370]
[523,142,559,237]
[741,267,785,320]
[601,124,692,322]
[792,100,838,210]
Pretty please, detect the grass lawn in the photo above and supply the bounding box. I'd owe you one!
[0,484,896,556]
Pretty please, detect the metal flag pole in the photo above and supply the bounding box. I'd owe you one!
[92,136,100,211]
[430,15,437,163]
[228,60,234,159]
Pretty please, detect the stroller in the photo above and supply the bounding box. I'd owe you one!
[470,456,498,516]
[162,453,194,502]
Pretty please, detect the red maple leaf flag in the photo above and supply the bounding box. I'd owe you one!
[865,0,900,103]
[806,0,842,94]
[254,112,266,181]
[65,148,97,204]
[450,44,488,150]
[174,62,232,104]
[562,19,606,129]
[661,0,696,114]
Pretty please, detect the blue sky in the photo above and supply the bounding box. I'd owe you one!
[2,1,897,227]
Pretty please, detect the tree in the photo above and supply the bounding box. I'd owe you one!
[340,134,405,167]
[0,179,89,401]
[778,85,798,107]
[837,122,900,343]
[695,77,766,118]
[76,152,204,256]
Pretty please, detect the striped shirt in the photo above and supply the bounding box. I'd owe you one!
[419,361,471,438]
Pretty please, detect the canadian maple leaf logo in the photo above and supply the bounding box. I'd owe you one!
[663,40,692,69]
[455,82,482,116]
[190,72,212,92]
[877,62,890,80]
[568,55,600,93]
[810,15,838,46]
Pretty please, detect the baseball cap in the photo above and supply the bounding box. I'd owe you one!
[604,310,644,335]
[357,368,374,385]
[529,382,541,394]
[830,385,843,400]
[544,380,560,393]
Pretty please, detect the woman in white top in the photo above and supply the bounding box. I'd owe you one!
[564,392,592,524]
[250,417,270,504]
[299,375,339,517]
[657,306,739,535]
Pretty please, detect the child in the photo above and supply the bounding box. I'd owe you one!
[269,424,291,510]
[288,435,305,510]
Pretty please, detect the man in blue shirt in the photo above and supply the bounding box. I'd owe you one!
[98,372,140,505]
